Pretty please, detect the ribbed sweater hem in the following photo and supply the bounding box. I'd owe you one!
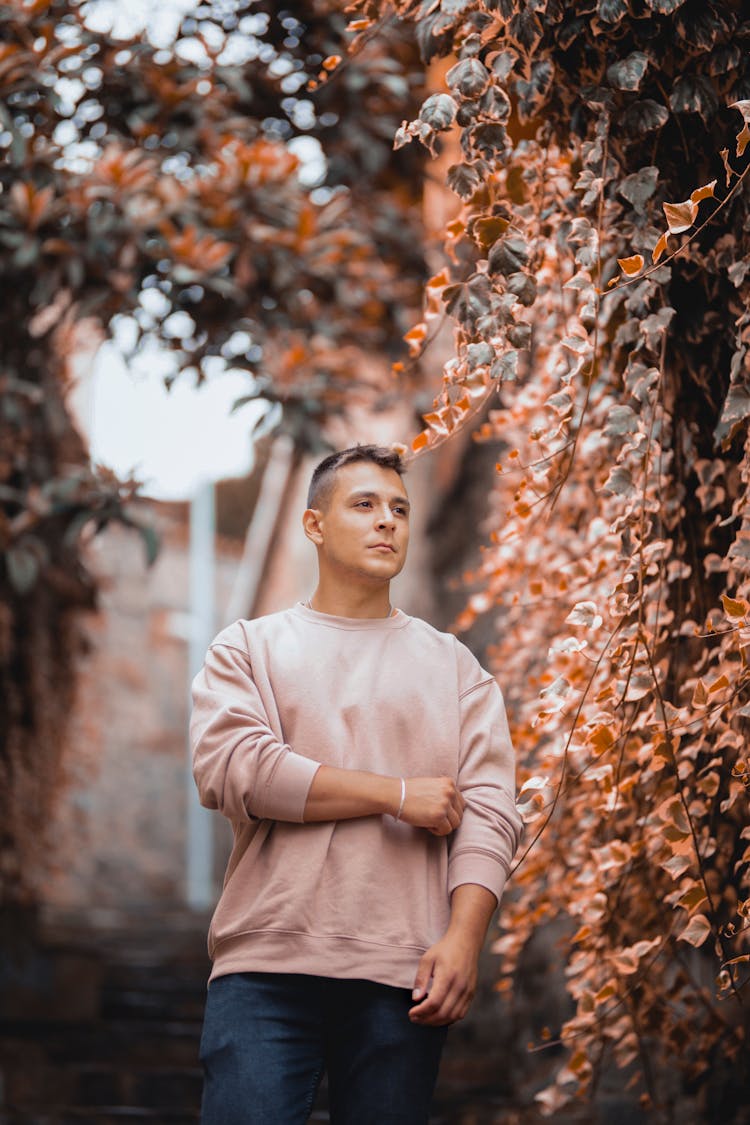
[208,929,426,991]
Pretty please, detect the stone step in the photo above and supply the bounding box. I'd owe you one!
[99,986,205,1025]
[4,1109,200,1124]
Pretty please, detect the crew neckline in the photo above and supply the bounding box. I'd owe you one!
[291,601,410,630]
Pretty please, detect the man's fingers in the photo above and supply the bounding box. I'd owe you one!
[412,955,434,1001]
[415,983,472,1026]
[409,968,453,1021]
[412,983,464,1026]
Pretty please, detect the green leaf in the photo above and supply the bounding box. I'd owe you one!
[447,162,483,199]
[622,99,669,135]
[418,93,457,131]
[606,52,649,92]
[445,58,490,98]
[618,166,659,212]
[488,236,530,276]
[645,0,687,12]
[5,542,41,594]
[669,76,718,122]
[135,522,160,567]
[597,0,628,23]
[604,405,638,436]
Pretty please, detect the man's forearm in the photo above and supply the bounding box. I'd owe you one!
[303,764,400,822]
[446,883,498,952]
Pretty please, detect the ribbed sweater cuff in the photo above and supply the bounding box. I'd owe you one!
[259,751,321,823]
[448,851,509,905]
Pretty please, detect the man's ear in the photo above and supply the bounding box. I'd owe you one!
[302,507,324,546]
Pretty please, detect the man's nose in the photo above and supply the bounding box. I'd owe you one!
[376,506,396,527]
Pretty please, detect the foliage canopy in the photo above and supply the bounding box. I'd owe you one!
[342,0,750,1114]
[2,0,750,1115]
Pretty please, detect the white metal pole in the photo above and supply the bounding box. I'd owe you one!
[186,478,216,910]
[224,433,296,626]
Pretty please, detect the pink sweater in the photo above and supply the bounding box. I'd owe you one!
[190,602,522,989]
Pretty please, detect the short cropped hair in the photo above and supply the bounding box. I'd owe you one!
[306,444,406,511]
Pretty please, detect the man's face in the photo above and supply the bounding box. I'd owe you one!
[308,461,410,584]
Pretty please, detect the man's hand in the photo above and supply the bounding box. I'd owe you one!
[408,884,498,1027]
[303,767,464,830]
[399,776,466,837]
[408,931,479,1027]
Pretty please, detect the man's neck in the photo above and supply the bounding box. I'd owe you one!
[307,586,393,619]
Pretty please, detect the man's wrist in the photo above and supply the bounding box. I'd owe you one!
[446,883,498,954]
[374,774,402,818]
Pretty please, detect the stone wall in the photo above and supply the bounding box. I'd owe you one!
[40,503,241,913]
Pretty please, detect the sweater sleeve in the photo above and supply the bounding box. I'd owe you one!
[190,632,321,824]
[448,656,523,906]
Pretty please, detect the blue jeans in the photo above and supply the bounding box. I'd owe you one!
[199,971,448,1124]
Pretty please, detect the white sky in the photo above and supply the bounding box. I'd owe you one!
[73,0,323,500]
[81,343,265,500]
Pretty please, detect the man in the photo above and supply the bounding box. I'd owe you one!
[190,443,522,1124]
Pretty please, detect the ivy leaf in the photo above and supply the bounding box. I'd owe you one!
[508,7,543,54]
[597,0,628,23]
[669,76,718,123]
[715,380,750,448]
[506,271,537,306]
[447,161,483,199]
[618,166,659,212]
[472,215,510,250]
[445,57,490,98]
[675,4,734,51]
[488,235,530,276]
[678,914,712,948]
[606,52,648,92]
[617,253,644,277]
[414,10,453,63]
[645,0,687,12]
[602,465,636,497]
[516,59,555,119]
[490,49,516,81]
[467,342,493,369]
[419,92,458,131]
[661,181,717,237]
[622,99,669,135]
[652,231,670,263]
[719,590,747,620]
[731,100,750,157]
[491,348,519,381]
[566,601,603,629]
[604,404,638,435]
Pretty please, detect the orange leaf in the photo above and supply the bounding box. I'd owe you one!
[690,179,716,206]
[663,198,697,234]
[426,268,450,290]
[721,593,749,619]
[652,231,670,263]
[691,678,708,707]
[678,913,712,947]
[411,431,429,452]
[322,55,342,71]
[423,410,450,435]
[676,884,708,915]
[731,100,750,157]
[617,253,644,276]
[404,322,427,357]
